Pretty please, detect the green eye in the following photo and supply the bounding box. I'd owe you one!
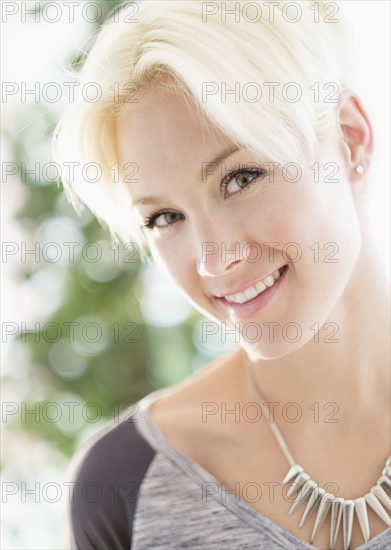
[143,211,184,230]
[222,168,265,196]
[235,172,257,188]
[162,212,178,224]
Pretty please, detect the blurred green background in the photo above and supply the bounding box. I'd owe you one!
[1,1,234,547]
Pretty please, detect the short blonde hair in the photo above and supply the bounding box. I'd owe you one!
[53,0,358,259]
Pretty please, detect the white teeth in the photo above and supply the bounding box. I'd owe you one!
[226,292,247,304]
[223,267,284,305]
[255,280,266,294]
[243,286,258,301]
[263,275,275,288]
[235,294,248,304]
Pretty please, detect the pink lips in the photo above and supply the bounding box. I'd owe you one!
[214,265,288,319]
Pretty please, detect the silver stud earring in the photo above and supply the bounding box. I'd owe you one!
[355,164,365,174]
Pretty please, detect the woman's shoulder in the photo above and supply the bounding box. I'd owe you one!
[69,404,154,479]
[66,348,241,548]
[67,345,229,503]
[66,404,156,549]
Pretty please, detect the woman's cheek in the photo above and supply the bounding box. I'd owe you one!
[148,237,193,293]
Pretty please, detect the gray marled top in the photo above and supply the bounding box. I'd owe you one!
[68,386,390,549]
[133,388,390,549]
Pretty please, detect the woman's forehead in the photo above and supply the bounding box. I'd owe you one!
[116,84,234,169]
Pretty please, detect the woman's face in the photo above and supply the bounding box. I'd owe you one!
[116,84,362,359]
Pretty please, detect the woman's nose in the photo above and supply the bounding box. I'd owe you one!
[196,240,245,277]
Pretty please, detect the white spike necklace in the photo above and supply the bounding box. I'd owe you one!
[249,364,391,550]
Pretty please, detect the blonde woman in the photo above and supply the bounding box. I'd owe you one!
[55,1,390,549]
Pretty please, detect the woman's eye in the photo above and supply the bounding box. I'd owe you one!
[143,167,264,231]
[222,169,264,196]
[143,211,183,230]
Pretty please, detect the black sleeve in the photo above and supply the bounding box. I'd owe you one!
[66,408,156,550]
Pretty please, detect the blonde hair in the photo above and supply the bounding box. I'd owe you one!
[53,0,358,260]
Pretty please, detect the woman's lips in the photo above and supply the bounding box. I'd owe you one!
[214,265,289,319]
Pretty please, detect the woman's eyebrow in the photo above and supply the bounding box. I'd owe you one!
[201,145,241,179]
[133,194,170,207]
[132,146,241,207]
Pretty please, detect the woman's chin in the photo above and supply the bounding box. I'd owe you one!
[241,336,312,362]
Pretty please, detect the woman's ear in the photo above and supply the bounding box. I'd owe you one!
[337,89,374,182]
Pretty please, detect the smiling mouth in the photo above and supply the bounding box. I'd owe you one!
[217,265,288,305]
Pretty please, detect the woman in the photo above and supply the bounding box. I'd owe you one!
[55,1,390,549]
